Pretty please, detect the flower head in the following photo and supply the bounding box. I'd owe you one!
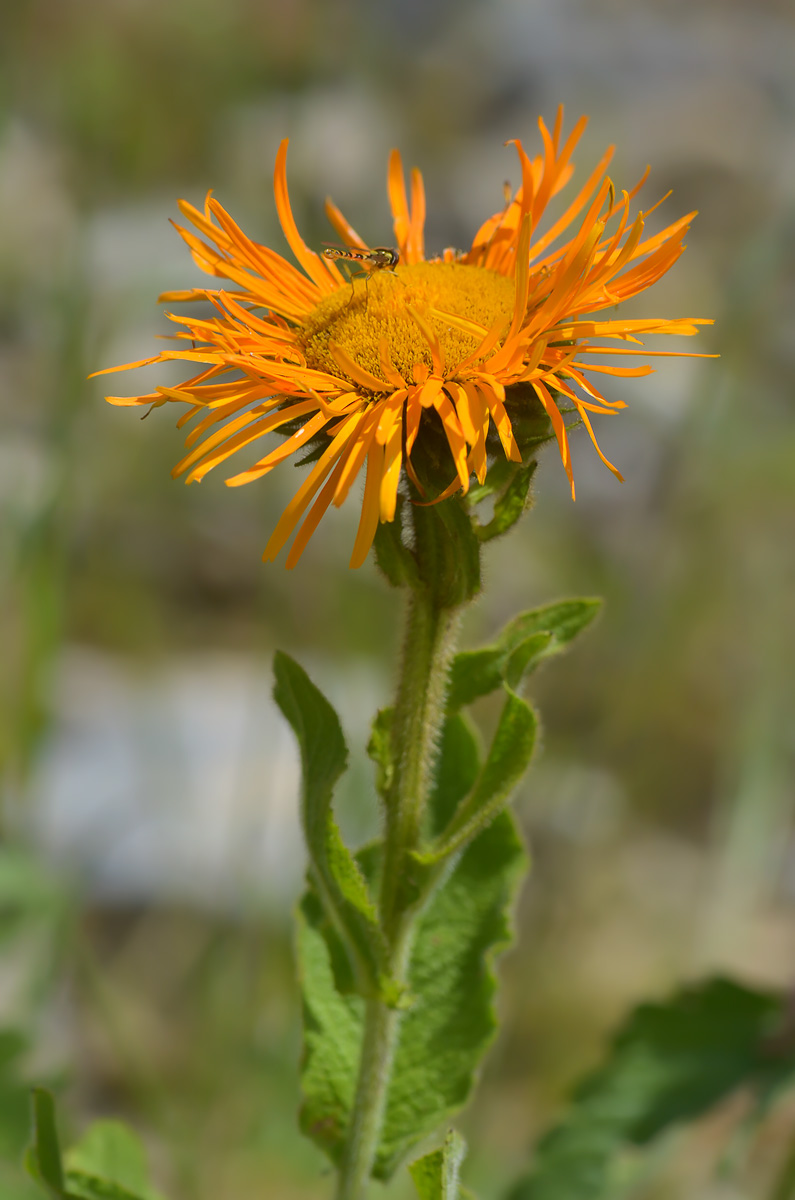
[98,109,711,568]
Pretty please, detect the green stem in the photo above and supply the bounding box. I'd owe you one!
[380,588,461,938]
[333,584,462,1200]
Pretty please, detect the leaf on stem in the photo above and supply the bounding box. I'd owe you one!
[376,809,526,1177]
[417,690,536,866]
[475,460,538,543]
[26,1091,166,1200]
[0,1029,36,1164]
[296,886,367,1166]
[65,1122,166,1200]
[448,598,601,712]
[367,707,396,804]
[409,1129,467,1199]
[26,1088,65,1197]
[426,712,482,839]
[296,811,527,1178]
[273,652,386,994]
[506,978,795,1200]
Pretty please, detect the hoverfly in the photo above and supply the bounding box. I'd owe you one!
[322,246,399,272]
[322,246,400,307]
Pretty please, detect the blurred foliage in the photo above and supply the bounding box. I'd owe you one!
[0,0,794,1196]
[508,978,795,1200]
[2,0,340,200]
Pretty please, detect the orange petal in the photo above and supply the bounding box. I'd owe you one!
[329,342,388,392]
[407,167,426,263]
[285,456,348,568]
[323,196,369,250]
[273,140,340,293]
[379,418,403,521]
[350,442,384,568]
[533,380,574,497]
[387,149,411,257]
[407,306,445,375]
[262,414,363,560]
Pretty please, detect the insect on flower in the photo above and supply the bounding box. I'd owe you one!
[322,246,401,305]
[322,246,400,272]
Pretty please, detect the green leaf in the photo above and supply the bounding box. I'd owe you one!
[296,886,366,1160]
[377,810,526,1177]
[448,598,602,711]
[26,1097,167,1200]
[0,1030,34,1160]
[476,460,538,542]
[367,707,395,804]
[26,1088,66,1197]
[409,1129,467,1199]
[273,652,385,994]
[507,977,795,1200]
[63,1173,151,1200]
[65,1121,164,1200]
[504,598,602,655]
[297,811,527,1177]
[419,690,536,865]
[426,713,482,839]
[448,635,551,713]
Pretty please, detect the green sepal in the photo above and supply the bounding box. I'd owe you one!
[296,812,527,1179]
[448,598,602,712]
[475,460,538,543]
[409,1129,467,1200]
[503,382,557,458]
[506,978,795,1200]
[417,688,536,867]
[293,440,328,468]
[273,652,386,996]
[373,501,420,589]
[367,707,395,804]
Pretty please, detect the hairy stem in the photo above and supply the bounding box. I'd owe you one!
[380,588,461,938]
[333,584,462,1200]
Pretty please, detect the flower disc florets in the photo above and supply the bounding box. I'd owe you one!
[300,264,516,387]
[97,108,712,568]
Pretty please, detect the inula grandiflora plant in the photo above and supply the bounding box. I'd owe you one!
[26,110,795,1200]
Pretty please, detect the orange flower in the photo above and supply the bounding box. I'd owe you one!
[97,109,712,568]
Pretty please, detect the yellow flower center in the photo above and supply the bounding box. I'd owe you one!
[298,262,515,389]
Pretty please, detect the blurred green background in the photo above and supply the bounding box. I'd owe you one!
[1,0,794,1196]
